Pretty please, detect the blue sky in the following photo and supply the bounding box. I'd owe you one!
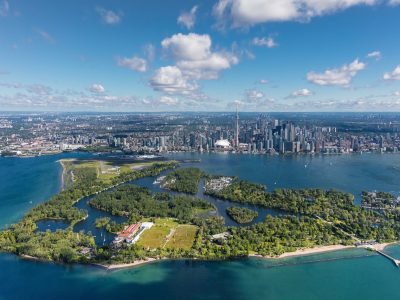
[1,0,400,112]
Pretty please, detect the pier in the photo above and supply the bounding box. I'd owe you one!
[375,250,400,266]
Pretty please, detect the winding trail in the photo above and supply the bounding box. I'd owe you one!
[316,216,361,243]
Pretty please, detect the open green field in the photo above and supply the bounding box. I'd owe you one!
[167,225,198,250]
[137,218,179,249]
[60,159,156,184]
[194,207,214,215]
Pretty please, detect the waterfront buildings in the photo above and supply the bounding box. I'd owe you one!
[1,112,400,157]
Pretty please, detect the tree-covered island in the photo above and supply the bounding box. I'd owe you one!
[226,206,258,223]
[161,167,205,194]
[94,217,111,228]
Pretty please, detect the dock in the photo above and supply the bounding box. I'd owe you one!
[375,250,400,266]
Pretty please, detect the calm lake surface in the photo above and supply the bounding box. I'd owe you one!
[1,152,400,299]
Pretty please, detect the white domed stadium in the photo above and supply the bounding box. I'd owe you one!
[215,140,231,149]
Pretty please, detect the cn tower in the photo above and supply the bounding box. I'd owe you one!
[235,105,239,149]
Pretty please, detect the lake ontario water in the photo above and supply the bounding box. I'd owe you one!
[1,152,400,299]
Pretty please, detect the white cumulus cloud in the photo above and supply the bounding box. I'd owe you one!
[307,58,366,85]
[85,84,106,93]
[366,51,381,60]
[161,33,239,81]
[115,55,147,72]
[148,66,198,95]
[213,0,379,28]
[285,88,314,99]
[14,82,22,88]
[259,79,269,84]
[143,96,182,107]
[162,33,212,61]
[243,89,264,103]
[0,69,9,74]
[176,51,238,80]
[383,65,400,81]
[177,6,198,29]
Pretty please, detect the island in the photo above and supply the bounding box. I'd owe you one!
[94,217,111,228]
[225,206,258,223]
[1,161,400,268]
[161,167,205,194]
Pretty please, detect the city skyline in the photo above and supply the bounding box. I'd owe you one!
[1,0,400,112]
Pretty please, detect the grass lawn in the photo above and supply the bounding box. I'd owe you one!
[167,225,198,251]
[98,172,116,183]
[73,160,101,168]
[120,166,132,173]
[137,218,179,249]
[194,207,214,215]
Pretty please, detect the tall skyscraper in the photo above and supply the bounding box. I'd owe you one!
[235,105,239,149]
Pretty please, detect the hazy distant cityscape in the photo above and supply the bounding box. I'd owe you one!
[1,111,400,157]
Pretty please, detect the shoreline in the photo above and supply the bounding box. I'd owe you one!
[59,161,66,190]
[96,257,165,270]
[249,245,355,259]
[249,242,398,260]
[13,242,399,270]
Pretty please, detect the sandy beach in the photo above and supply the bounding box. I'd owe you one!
[96,257,164,270]
[60,161,66,188]
[249,242,397,260]
[21,254,53,262]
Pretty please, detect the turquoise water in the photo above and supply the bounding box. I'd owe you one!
[0,153,93,229]
[1,152,400,299]
[1,246,400,300]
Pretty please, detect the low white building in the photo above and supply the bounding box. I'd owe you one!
[141,222,154,229]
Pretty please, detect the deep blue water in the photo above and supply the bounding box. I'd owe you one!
[2,152,400,299]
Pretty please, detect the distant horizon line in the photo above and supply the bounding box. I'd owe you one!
[1,111,400,114]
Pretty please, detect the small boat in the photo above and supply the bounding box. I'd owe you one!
[30,201,32,203]
[329,163,332,166]
[274,182,277,185]
[304,165,307,168]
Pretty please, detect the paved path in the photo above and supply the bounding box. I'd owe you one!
[100,161,107,173]
[316,216,361,243]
